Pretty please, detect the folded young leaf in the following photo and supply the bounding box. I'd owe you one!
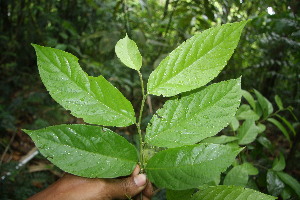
[32,44,135,127]
[146,78,241,148]
[254,89,273,119]
[115,35,142,71]
[23,124,138,178]
[267,118,291,142]
[191,185,277,200]
[147,20,249,97]
[145,143,242,190]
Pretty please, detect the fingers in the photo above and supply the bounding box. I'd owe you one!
[106,166,147,199]
[142,179,154,198]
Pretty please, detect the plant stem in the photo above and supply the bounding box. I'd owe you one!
[136,71,147,173]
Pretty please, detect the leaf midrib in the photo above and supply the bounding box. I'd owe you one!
[38,48,132,121]
[39,133,136,163]
[148,82,237,141]
[146,151,234,171]
[151,23,244,90]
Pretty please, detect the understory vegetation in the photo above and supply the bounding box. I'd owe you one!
[0,0,299,199]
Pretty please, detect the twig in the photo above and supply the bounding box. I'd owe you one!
[0,131,17,166]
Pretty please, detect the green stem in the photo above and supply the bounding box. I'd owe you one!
[136,71,147,173]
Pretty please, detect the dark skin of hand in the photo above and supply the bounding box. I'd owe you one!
[28,165,153,200]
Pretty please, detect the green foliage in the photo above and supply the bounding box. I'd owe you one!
[32,44,135,127]
[2,1,299,199]
[115,34,142,71]
[237,119,260,145]
[24,21,264,198]
[220,88,299,199]
[24,20,299,199]
[146,143,242,190]
[146,78,242,148]
[147,21,249,97]
[223,162,258,187]
[23,124,138,178]
[191,185,277,200]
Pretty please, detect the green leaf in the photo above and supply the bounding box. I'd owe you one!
[267,170,285,197]
[32,44,135,127]
[272,152,286,171]
[166,189,195,200]
[254,89,273,119]
[280,187,293,200]
[275,95,283,110]
[275,114,296,136]
[200,135,238,144]
[241,162,259,175]
[257,123,266,133]
[257,136,274,150]
[223,165,249,187]
[146,78,242,148]
[191,185,277,200]
[23,124,138,178]
[115,34,142,71]
[267,118,291,142]
[230,117,240,131]
[145,143,242,190]
[147,21,249,97]
[276,171,300,197]
[237,119,259,145]
[242,90,256,110]
[236,104,260,120]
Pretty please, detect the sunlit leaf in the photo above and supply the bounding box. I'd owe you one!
[147,21,249,97]
[32,44,135,127]
[146,78,241,148]
[115,34,142,71]
[23,124,138,178]
[145,143,242,190]
[191,185,277,200]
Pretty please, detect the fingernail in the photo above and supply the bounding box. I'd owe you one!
[134,174,146,187]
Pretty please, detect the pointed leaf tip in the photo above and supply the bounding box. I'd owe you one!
[147,21,248,97]
[33,45,135,127]
[25,124,138,178]
[115,35,142,71]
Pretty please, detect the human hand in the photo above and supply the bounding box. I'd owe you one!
[28,165,153,200]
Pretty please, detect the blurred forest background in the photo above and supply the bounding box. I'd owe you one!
[0,0,300,199]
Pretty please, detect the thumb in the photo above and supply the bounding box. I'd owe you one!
[107,167,147,199]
